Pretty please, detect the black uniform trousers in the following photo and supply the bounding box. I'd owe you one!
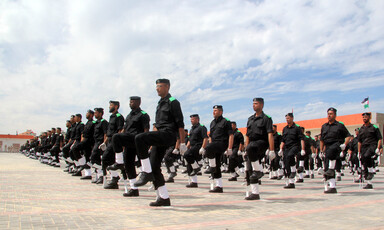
[135,130,177,189]
[246,140,268,162]
[90,141,103,166]
[361,145,375,169]
[62,140,74,160]
[102,141,115,174]
[50,146,60,163]
[112,133,138,179]
[164,146,177,170]
[283,145,299,176]
[228,147,240,173]
[72,138,94,162]
[184,144,202,175]
[205,141,227,179]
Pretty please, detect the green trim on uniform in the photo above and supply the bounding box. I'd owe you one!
[200,124,205,127]
[277,132,281,135]
[305,135,309,138]
[116,113,122,117]
[311,137,315,140]
[92,121,96,124]
[265,114,271,118]
[237,130,241,133]
[169,97,176,102]
[225,117,230,121]
[141,110,147,115]
[373,124,379,129]
[295,124,300,127]
[101,119,105,122]
[339,121,344,125]
[80,122,84,124]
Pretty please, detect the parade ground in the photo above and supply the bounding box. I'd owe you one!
[1,152,384,230]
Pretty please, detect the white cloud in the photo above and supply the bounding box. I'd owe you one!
[0,0,383,134]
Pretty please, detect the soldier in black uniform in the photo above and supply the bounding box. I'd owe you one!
[279,113,305,189]
[184,114,208,188]
[134,79,186,206]
[201,105,233,193]
[50,127,64,167]
[100,101,124,189]
[297,128,315,182]
[48,128,58,166]
[348,128,360,179]
[304,130,316,179]
[358,112,382,189]
[72,110,95,179]
[63,115,77,172]
[320,107,351,194]
[228,122,244,181]
[270,125,283,180]
[69,114,85,175]
[244,98,275,200]
[90,108,109,184]
[108,96,150,196]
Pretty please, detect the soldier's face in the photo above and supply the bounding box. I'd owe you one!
[273,126,277,133]
[327,111,336,121]
[190,117,198,125]
[57,129,61,134]
[51,129,56,134]
[231,123,236,130]
[362,115,370,123]
[94,111,102,119]
[213,109,222,118]
[156,83,169,97]
[285,116,293,124]
[253,101,263,111]
[130,100,140,110]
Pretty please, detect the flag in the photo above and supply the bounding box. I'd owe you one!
[361,97,369,109]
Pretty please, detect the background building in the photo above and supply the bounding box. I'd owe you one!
[0,134,35,153]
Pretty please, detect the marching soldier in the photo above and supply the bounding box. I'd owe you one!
[228,122,244,181]
[134,79,186,206]
[279,113,305,189]
[320,107,351,193]
[244,98,275,200]
[202,105,233,193]
[109,96,150,196]
[270,125,283,180]
[358,112,382,189]
[184,114,208,187]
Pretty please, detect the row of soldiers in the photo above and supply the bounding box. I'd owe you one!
[20,78,383,206]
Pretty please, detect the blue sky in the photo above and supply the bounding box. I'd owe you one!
[0,0,383,134]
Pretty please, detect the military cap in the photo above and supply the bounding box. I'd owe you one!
[109,100,120,107]
[213,105,223,109]
[253,97,264,103]
[130,96,141,101]
[327,107,337,113]
[87,109,94,115]
[285,113,294,118]
[190,114,199,118]
[156,79,170,85]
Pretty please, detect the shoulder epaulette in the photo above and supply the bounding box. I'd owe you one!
[338,121,344,125]
[224,117,230,121]
[81,122,84,125]
[101,119,105,122]
[373,124,378,128]
[305,135,309,138]
[277,132,281,135]
[116,113,122,117]
[200,124,204,127]
[265,114,271,118]
[92,120,96,124]
[169,97,176,102]
[237,130,241,133]
[141,110,147,115]
[295,124,300,127]
[311,137,315,140]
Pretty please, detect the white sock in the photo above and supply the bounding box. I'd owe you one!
[173,162,178,166]
[329,160,336,169]
[329,178,336,188]
[306,171,310,176]
[324,182,328,190]
[78,157,86,166]
[192,162,199,169]
[215,178,223,187]
[141,158,152,173]
[336,172,341,177]
[209,158,216,168]
[169,166,176,173]
[158,185,169,199]
[129,179,138,189]
[74,161,79,166]
[299,173,303,179]
[310,170,313,175]
[368,167,374,173]
[190,175,198,183]
[244,162,250,171]
[97,169,103,177]
[232,172,238,177]
[251,161,262,171]
[110,170,119,178]
[290,166,296,173]
[299,161,304,167]
[84,168,92,176]
[278,169,284,176]
[115,152,124,164]
[289,178,295,184]
[367,180,372,185]
[135,155,138,161]
[250,183,259,195]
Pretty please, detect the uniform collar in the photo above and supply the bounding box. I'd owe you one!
[131,107,141,114]
[159,93,171,103]
[215,115,223,122]
[254,111,265,118]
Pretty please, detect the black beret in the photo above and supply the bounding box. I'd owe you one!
[156,79,170,85]
[213,105,223,109]
[190,114,199,118]
[305,130,311,134]
[94,108,104,113]
[109,100,120,107]
[51,127,56,130]
[87,109,94,115]
[57,127,61,130]
[253,97,264,103]
[130,96,141,101]
[66,120,70,123]
[75,113,82,117]
[327,107,337,113]
[70,115,75,118]
[231,121,237,125]
[362,112,371,116]
[285,113,294,118]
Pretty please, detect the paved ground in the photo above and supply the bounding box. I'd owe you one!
[1,152,384,230]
